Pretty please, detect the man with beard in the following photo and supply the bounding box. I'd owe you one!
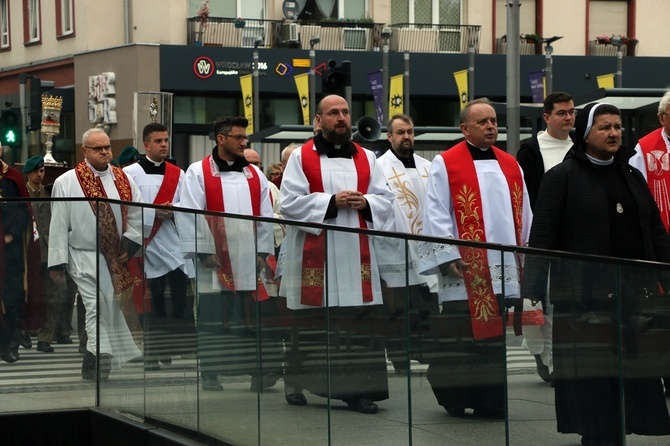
[374,114,438,374]
[279,94,394,414]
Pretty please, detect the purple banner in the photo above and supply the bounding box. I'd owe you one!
[527,70,545,104]
[368,70,384,124]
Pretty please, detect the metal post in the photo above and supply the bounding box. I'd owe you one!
[253,43,260,138]
[468,41,475,102]
[309,44,316,122]
[545,44,553,95]
[616,47,623,88]
[506,0,521,157]
[403,52,410,116]
[382,36,390,123]
[18,73,28,162]
[342,61,352,107]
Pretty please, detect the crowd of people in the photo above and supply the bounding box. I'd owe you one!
[1,92,670,445]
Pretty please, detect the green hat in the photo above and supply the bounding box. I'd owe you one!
[23,155,44,173]
[117,146,140,166]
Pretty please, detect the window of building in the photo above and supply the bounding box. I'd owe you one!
[494,0,536,38]
[297,0,369,21]
[589,0,628,40]
[189,0,265,19]
[24,0,41,43]
[56,0,74,37]
[391,0,460,24]
[1,0,9,49]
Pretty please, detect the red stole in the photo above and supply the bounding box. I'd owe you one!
[202,155,268,301]
[442,142,524,339]
[638,129,670,231]
[75,161,139,295]
[299,140,373,306]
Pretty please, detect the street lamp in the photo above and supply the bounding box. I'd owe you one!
[611,35,623,88]
[253,37,263,138]
[309,35,320,122]
[543,36,563,95]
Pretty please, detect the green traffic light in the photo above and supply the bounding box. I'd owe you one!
[4,129,16,143]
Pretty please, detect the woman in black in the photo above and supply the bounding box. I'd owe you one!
[525,102,670,446]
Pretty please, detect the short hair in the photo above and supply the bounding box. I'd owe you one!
[82,128,108,146]
[266,162,282,177]
[459,97,493,124]
[387,114,414,131]
[658,90,670,115]
[142,122,168,142]
[543,91,574,114]
[281,143,301,162]
[212,116,248,136]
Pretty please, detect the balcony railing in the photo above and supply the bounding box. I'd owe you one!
[187,17,480,54]
[495,36,543,55]
[588,40,637,56]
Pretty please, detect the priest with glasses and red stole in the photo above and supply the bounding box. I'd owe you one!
[419,97,532,419]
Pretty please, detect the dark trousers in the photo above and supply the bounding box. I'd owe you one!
[148,268,188,318]
[0,252,25,351]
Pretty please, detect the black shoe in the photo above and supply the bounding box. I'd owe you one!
[344,397,378,414]
[37,342,54,353]
[144,360,161,372]
[284,385,307,406]
[10,347,20,360]
[444,407,465,417]
[82,352,96,380]
[534,354,551,383]
[159,356,172,366]
[202,375,223,391]
[623,315,654,332]
[20,332,33,349]
[55,336,73,344]
[1,350,19,363]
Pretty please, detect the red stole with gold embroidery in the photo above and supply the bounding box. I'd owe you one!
[638,129,670,231]
[75,161,139,294]
[442,142,524,339]
[202,155,268,301]
[299,140,373,306]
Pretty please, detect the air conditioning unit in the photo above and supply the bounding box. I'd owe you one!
[281,23,300,42]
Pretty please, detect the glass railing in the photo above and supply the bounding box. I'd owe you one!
[2,197,670,445]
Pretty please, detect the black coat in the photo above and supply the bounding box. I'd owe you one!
[524,145,670,304]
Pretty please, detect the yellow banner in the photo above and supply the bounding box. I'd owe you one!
[294,73,310,125]
[597,73,615,89]
[454,69,469,110]
[293,59,311,68]
[389,74,404,115]
[240,74,254,134]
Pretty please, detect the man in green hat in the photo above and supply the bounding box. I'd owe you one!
[117,145,140,167]
[24,156,74,353]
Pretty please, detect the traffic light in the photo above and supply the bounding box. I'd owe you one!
[322,59,346,97]
[1,108,21,149]
[27,76,54,131]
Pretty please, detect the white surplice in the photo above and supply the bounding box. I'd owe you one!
[418,154,532,303]
[177,157,274,294]
[48,162,143,364]
[123,161,194,279]
[374,150,437,290]
[279,145,394,309]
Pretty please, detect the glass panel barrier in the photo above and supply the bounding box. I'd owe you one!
[6,196,670,446]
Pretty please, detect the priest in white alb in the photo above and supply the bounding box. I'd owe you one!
[48,128,143,381]
[419,98,532,419]
[279,95,394,415]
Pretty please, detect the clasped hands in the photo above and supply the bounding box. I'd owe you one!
[335,190,367,210]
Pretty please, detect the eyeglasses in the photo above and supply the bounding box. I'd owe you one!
[222,134,250,142]
[84,145,112,152]
[548,110,577,118]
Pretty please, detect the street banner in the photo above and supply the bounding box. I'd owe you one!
[597,73,615,89]
[367,70,384,124]
[240,74,254,134]
[294,73,310,125]
[527,70,545,103]
[389,74,404,116]
[453,69,469,109]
